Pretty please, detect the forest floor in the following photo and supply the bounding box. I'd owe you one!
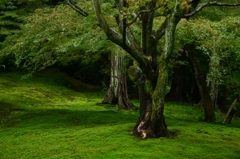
[0,69,240,159]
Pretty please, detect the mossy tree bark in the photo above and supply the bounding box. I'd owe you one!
[150,12,181,137]
[92,0,190,139]
[131,1,182,138]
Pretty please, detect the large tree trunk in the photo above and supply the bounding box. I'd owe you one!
[130,67,168,139]
[151,59,170,137]
[102,53,133,110]
[183,45,215,122]
[223,96,240,124]
[131,4,182,138]
[150,14,180,137]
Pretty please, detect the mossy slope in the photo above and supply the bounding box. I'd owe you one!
[0,70,239,159]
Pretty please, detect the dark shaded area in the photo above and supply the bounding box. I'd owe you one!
[58,55,110,86]
[0,101,25,125]
[166,56,188,102]
[46,0,65,6]
[166,55,201,104]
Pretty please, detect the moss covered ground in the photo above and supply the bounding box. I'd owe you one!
[0,69,240,159]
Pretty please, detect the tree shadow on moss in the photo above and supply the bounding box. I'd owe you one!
[2,108,138,129]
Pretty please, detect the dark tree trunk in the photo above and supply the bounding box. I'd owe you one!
[102,53,133,110]
[223,96,240,124]
[189,83,201,104]
[131,72,154,138]
[166,56,188,102]
[218,86,230,113]
[182,45,215,122]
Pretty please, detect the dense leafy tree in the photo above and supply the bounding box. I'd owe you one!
[70,0,240,139]
[0,3,112,74]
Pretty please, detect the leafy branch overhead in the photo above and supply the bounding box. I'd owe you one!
[184,1,240,18]
[1,3,115,74]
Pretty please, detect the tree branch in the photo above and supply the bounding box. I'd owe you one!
[66,0,88,17]
[126,7,159,27]
[184,1,240,18]
[93,0,147,68]
[114,0,140,51]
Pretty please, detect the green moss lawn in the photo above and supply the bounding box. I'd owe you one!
[0,70,240,159]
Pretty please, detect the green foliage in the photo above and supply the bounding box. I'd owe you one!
[176,14,240,103]
[0,71,240,158]
[0,0,64,67]
[1,2,116,75]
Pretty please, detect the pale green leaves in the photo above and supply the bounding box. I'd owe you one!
[176,15,240,90]
[1,2,115,74]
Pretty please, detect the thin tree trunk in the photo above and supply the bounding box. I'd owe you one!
[218,86,229,113]
[117,55,133,110]
[208,51,220,109]
[183,46,215,122]
[102,53,133,110]
[223,96,240,124]
[102,53,118,104]
[209,79,218,109]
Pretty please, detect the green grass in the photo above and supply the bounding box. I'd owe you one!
[0,69,240,159]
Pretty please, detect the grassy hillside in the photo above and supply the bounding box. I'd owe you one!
[0,70,240,159]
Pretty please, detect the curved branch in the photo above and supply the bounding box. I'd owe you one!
[66,0,88,17]
[93,0,147,68]
[114,0,141,52]
[184,1,240,18]
[92,0,121,40]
